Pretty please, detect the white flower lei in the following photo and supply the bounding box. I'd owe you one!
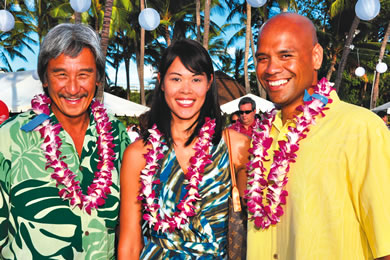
[246,78,334,229]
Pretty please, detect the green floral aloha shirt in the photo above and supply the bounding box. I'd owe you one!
[0,108,131,260]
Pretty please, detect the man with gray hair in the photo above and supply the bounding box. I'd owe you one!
[0,23,130,259]
[229,96,259,137]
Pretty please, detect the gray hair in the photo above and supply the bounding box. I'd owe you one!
[37,23,105,85]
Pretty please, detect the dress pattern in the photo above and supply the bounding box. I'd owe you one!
[140,137,231,259]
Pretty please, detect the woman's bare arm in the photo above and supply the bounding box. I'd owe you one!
[224,129,250,197]
[117,139,148,259]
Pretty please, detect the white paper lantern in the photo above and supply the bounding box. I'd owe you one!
[355,66,365,77]
[70,0,91,13]
[247,0,267,8]
[138,8,160,31]
[376,62,388,74]
[355,0,380,21]
[0,10,15,32]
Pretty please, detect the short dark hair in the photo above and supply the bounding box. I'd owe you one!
[238,96,256,111]
[377,111,387,118]
[38,23,105,96]
[143,39,223,146]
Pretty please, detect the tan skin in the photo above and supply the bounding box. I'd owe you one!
[43,48,99,157]
[255,13,390,260]
[255,13,322,125]
[117,58,250,259]
[239,103,256,129]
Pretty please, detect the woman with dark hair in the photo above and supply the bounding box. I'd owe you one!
[118,39,249,259]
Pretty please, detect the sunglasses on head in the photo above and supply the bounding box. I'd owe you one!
[239,109,253,115]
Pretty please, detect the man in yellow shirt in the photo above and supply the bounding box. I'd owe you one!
[247,13,390,260]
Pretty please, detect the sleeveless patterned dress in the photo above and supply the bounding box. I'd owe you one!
[140,137,231,259]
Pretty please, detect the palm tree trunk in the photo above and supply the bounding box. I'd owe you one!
[124,58,131,100]
[250,26,265,98]
[96,0,114,102]
[196,0,201,42]
[165,24,171,46]
[244,2,251,94]
[370,22,390,109]
[326,53,337,80]
[334,15,360,92]
[139,0,146,105]
[74,12,81,24]
[202,0,210,50]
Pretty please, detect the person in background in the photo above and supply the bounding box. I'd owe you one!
[0,23,130,259]
[118,39,250,259]
[0,100,9,125]
[229,110,240,125]
[376,110,389,129]
[229,97,259,137]
[246,13,390,260]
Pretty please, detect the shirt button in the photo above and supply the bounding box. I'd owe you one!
[273,253,278,259]
[85,231,89,236]
[79,166,83,171]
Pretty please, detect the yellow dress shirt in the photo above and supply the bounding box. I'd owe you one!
[247,91,390,260]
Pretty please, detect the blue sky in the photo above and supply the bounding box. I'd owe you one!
[3,5,244,90]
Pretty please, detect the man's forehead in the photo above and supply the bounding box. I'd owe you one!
[259,15,317,45]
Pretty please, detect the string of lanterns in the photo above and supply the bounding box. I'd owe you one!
[354,0,387,77]
[247,0,267,8]
[0,0,15,32]
[138,7,160,31]
[70,0,91,14]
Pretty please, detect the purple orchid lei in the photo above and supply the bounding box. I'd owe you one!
[31,94,115,215]
[246,78,334,229]
[139,117,216,233]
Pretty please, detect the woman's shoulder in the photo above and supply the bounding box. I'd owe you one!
[123,138,150,160]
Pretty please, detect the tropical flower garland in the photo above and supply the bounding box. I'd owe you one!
[139,118,216,233]
[31,94,116,215]
[246,78,334,229]
[231,117,260,135]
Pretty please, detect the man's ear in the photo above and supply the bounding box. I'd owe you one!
[312,43,323,70]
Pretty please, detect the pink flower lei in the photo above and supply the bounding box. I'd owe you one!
[139,118,216,233]
[246,78,334,229]
[31,94,116,215]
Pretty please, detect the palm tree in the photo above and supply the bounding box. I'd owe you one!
[195,0,201,42]
[0,3,37,72]
[139,0,146,105]
[334,15,360,92]
[95,0,114,101]
[370,22,390,109]
[330,0,361,92]
[244,1,251,93]
[202,0,211,50]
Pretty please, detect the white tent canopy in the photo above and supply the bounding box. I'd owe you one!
[371,101,390,114]
[220,93,275,114]
[0,70,149,117]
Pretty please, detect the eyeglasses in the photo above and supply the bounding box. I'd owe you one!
[239,110,253,115]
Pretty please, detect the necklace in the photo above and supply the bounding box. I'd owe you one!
[31,94,115,215]
[139,118,216,232]
[246,78,334,229]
